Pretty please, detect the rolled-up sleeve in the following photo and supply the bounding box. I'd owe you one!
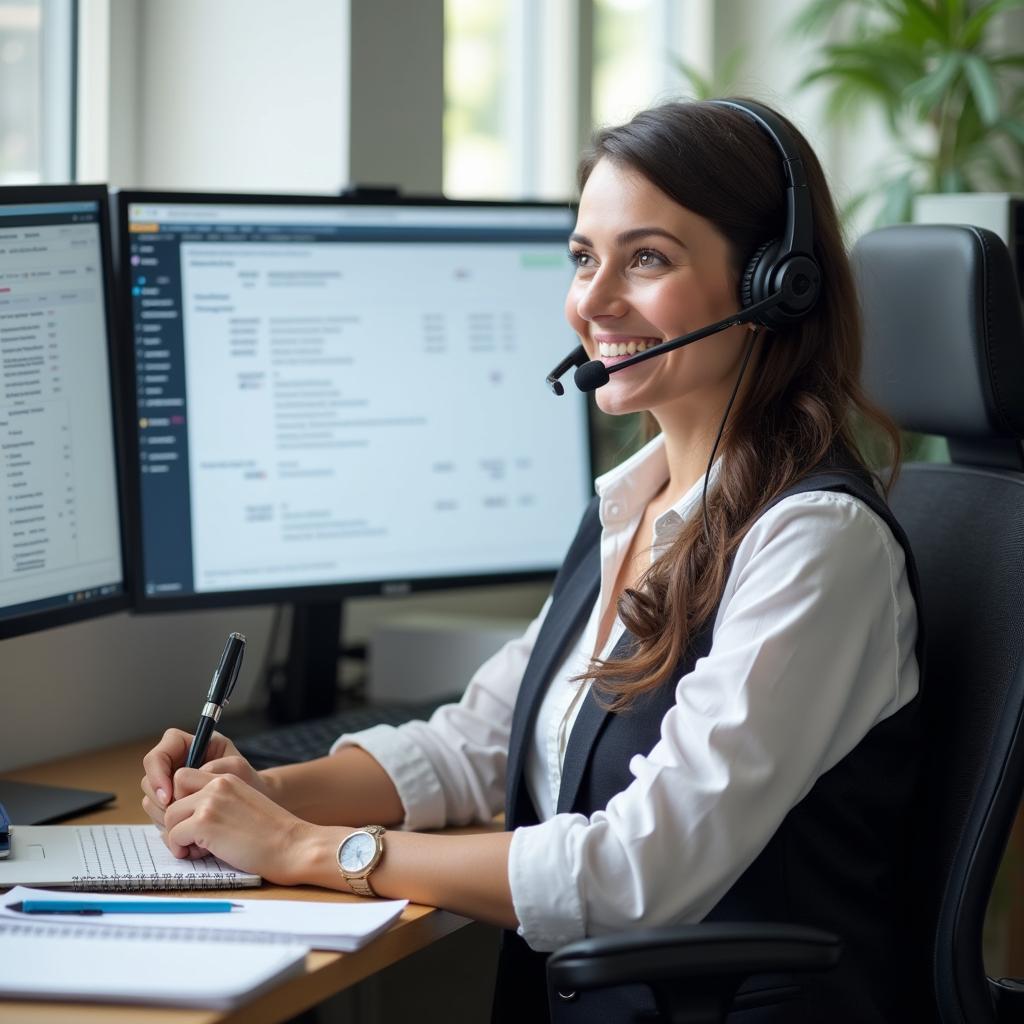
[508,493,918,951]
[332,597,552,830]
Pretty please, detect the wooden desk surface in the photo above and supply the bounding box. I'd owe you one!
[0,740,477,1024]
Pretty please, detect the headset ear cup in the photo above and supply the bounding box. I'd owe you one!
[741,239,779,312]
[741,240,821,328]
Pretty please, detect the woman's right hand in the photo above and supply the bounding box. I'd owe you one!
[140,728,275,829]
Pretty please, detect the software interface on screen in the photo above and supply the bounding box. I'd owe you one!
[0,199,123,621]
[125,200,591,599]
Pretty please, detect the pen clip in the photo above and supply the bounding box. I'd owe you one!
[206,632,246,707]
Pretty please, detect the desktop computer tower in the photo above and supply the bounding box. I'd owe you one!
[914,192,1023,300]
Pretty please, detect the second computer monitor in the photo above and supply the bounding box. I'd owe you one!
[0,186,126,638]
[118,193,592,608]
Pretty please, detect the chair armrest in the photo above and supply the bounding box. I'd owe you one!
[991,977,1024,1022]
[548,922,841,995]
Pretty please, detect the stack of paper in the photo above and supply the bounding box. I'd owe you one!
[0,885,409,953]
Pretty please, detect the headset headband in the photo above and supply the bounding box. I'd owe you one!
[709,99,815,260]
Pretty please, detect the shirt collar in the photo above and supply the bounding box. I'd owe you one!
[595,433,721,541]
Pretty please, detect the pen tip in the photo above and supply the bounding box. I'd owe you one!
[6,902,23,913]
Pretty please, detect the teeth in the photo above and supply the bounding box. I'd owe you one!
[597,339,658,357]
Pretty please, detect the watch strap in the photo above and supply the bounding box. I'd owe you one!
[348,873,376,897]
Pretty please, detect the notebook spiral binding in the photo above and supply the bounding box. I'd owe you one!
[70,873,247,891]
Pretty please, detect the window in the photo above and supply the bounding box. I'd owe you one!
[444,0,577,201]
[444,0,711,201]
[0,0,75,184]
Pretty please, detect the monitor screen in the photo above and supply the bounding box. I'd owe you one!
[0,188,126,638]
[119,194,592,609]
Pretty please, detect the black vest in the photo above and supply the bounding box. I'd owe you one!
[493,467,924,1024]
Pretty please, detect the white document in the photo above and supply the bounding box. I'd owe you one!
[0,920,307,1009]
[0,825,261,890]
[2,885,409,953]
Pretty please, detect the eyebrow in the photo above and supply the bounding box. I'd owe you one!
[569,227,687,248]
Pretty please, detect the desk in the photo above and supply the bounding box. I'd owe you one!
[0,739,481,1024]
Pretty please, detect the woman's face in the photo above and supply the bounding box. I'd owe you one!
[565,157,755,424]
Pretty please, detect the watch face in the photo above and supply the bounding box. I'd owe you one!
[340,831,377,873]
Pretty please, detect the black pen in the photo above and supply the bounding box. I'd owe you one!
[185,632,246,769]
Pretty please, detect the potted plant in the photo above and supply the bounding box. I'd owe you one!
[792,0,1024,225]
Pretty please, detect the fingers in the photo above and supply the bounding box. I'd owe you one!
[140,785,166,829]
[142,729,193,808]
[202,754,258,790]
[165,774,238,855]
[171,766,220,802]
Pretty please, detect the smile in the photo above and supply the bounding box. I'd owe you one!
[596,338,661,358]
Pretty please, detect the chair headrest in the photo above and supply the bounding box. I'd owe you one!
[852,224,1024,465]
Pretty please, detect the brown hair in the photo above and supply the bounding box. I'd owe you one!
[580,98,901,711]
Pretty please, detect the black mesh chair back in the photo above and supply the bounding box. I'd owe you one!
[854,223,1024,1023]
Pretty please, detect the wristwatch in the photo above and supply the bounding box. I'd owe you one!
[337,826,386,896]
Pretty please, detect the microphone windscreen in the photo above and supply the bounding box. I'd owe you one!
[574,360,609,392]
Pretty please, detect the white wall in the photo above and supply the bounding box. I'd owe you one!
[134,0,348,192]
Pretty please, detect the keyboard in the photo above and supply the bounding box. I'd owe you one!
[234,695,459,768]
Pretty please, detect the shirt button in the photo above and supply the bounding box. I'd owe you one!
[608,502,621,517]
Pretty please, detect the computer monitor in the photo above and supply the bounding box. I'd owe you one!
[116,192,592,718]
[0,185,128,821]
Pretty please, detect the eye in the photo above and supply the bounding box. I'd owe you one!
[634,247,668,269]
[567,248,594,269]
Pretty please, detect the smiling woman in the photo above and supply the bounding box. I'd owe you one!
[142,98,923,1024]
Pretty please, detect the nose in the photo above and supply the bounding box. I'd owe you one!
[573,266,628,323]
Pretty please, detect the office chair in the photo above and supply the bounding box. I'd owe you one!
[547,224,1024,1023]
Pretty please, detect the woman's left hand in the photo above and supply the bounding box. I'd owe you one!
[163,770,328,885]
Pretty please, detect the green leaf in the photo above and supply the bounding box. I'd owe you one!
[904,52,963,116]
[963,54,1002,124]
[944,0,968,35]
[805,65,905,126]
[900,0,952,45]
[800,43,923,103]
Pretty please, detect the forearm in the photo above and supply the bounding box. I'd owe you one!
[294,825,518,930]
[261,746,405,826]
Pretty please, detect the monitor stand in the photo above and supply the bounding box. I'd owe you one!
[0,779,115,825]
[268,599,344,723]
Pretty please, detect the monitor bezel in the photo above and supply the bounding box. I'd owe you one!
[0,183,132,640]
[114,188,595,615]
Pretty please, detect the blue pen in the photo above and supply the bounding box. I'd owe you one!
[8,899,240,915]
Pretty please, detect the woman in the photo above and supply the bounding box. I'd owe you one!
[142,98,920,1022]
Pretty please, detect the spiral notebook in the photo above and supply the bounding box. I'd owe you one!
[0,824,260,890]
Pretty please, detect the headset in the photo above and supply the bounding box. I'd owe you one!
[546,98,823,395]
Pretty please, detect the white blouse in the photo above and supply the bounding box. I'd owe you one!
[332,434,919,953]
